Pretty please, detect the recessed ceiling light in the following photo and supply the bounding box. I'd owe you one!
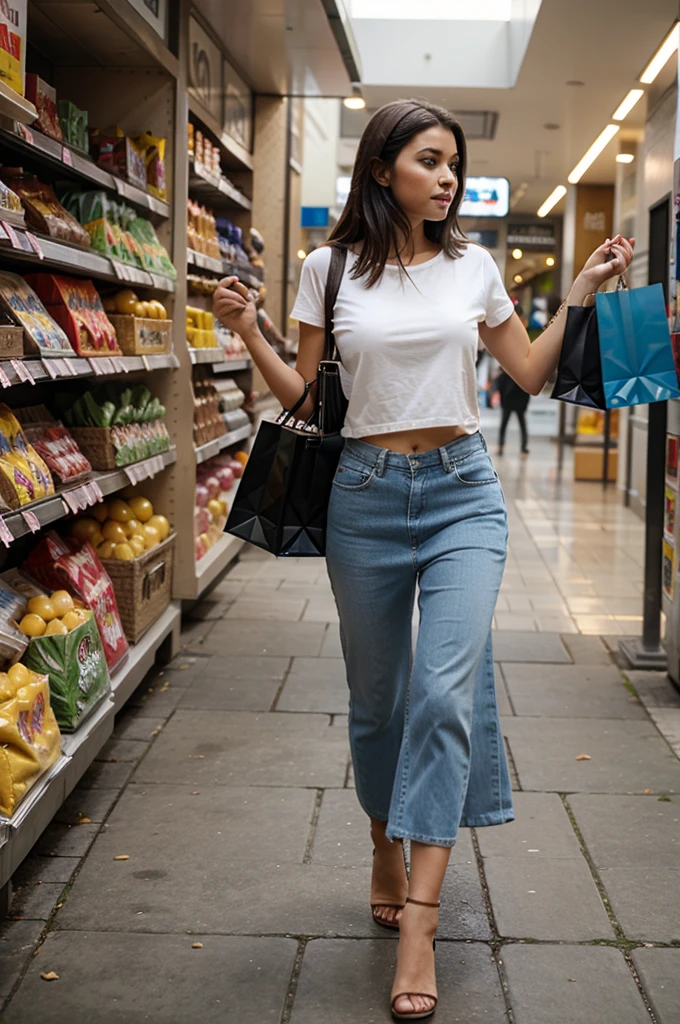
[512,248,523,260]
[546,256,555,267]
[568,124,620,184]
[343,97,366,110]
[537,185,567,218]
[543,123,560,130]
[616,153,635,163]
[513,274,523,284]
[297,249,307,260]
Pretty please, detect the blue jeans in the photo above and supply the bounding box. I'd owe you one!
[326,432,514,847]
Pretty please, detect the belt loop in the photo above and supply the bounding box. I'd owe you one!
[479,434,488,453]
[375,448,388,477]
[439,445,453,473]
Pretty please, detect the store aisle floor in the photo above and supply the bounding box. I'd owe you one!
[3,435,680,1023]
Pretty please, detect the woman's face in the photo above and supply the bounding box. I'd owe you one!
[375,124,460,225]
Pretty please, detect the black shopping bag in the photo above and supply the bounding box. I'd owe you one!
[226,418,344,556]
[550,304,606,409]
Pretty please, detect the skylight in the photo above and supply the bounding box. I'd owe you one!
[349,0,512,19]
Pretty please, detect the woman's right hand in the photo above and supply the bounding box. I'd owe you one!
[213,277,257,336]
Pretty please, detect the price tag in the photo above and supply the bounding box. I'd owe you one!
[0,365,11,389]
[21,509,41,533]
[97,357,114,375]
[62,146,74,167]
[0,518,13,547]
[112,357,128,373]
[62,489,80,514]
[17,123,34,145]
[149,273,169,290]
[41,359,60,380]
[89,481,104,503]
[112,261,132,282]
[62,359,77,377]
[11,360,34,384]
[24,232,44,259]
[1,221,22,249]
[141,356,151,371]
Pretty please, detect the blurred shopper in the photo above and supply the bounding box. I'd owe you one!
[214,99,633,1020]
[495,300,530,456]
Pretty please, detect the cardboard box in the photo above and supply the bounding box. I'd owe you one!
[574,446,618,482]
[0,0,27,97]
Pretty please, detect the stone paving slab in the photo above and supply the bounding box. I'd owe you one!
[277,659,349,714]
[483,856,614,940]
[35,823,100,859]
[76,760,135,790]
[177,674,281,711]
[625,671,680,708]
[191,619,327,657]
[0,919,44,1004]
[111,714,165,742]
[568,794,680,868]
[319,626,343,658]
[55,786,119,825]
[134,710,349,789]
[501,717,680,793]
[9,881,62,920]
[475,792,582,860]
[3,932,298,1024]
[631,948,680,1024]
[501,944,651,1024]
[225,596,307,621]
[500,663,645,719]
[290,939,506,1024]
[597,866,680,941]
[559,634,614,664]
[13,856,80,886]
[493,665,513,716]
[95,736,149,763]
[491,632,570,662]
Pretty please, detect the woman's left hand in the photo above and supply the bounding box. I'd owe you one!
[577,234,635,291]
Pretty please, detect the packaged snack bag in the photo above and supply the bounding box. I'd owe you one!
[25,274,120,355]
[90,127,147,190]
[0,404,55,508]
[0,169,90,246]
[25,74,62,141]
[134,131,167,201]
[0,666,61,817]
[24,613,110,730]
[0,272,75,355]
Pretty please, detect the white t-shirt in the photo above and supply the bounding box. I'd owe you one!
[290,243,514,439]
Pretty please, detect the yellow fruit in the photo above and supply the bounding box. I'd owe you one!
[96,540,117,560]
[141,524,160,550]
[129,536,145,556]
[137,301,152,318]
[91,530,104,548]
[27,596,57,621]
[70,517,102,542]
[128,496,153,522]
[93,501,109,523]
[125,518,144,538]
[102,294,117,313]
[62,610,84,631]
[101,521,128,545]
[18,613,46,637]
[147,514,170,541]
[114,542,136,561]
[234,450,248,466]
[108,499,134,523]
[207,500,222,521]
[115,288,138,315]
[7,663,30,687]
[50,590,74,616]
[0,673,12,701]
[45,618,68,636]
[153,300,167,320]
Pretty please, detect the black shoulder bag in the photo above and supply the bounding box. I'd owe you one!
[225,246,348,556]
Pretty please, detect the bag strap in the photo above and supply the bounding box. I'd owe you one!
[324,245,347,362]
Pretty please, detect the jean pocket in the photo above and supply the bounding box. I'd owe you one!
[453,452,498,486]
[334,459,376,491]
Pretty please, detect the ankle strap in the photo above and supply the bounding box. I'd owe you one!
[406,897,441,908]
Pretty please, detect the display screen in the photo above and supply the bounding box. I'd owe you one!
[459,177,510,218]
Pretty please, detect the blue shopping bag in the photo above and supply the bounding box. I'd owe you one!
[595,279,680,408]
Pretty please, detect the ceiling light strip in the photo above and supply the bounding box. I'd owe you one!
[612,89,644,121]
[537,185,567,218]
[567,125,620,184]
[640,22,679,84]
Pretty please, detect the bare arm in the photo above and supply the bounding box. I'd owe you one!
[479,235,634,396]
[213,276,324,418]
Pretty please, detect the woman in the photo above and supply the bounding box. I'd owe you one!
[214,99,633,1020]
[495,300,531,456]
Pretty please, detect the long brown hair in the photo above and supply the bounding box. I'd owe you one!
[328,99,468,287]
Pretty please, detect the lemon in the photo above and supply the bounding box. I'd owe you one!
[115,288,138,315]
[128,496,153,522]
[93,501,109,524]
[18,613,47,637]
[50,590,74,616]
[129,536,145,556]
[141,524,160,550]
[108,499,134,523]
[148,514,170,541]
[7,663,30,687]
[125,518,144,538]
[96,540,117,560]
[27,596,57,621]
[101,521,128,545]
[70,517,102,542]
[114,542,136,560]
[45,618,68,636]
[0,672,12,701]
[62,610,84,631]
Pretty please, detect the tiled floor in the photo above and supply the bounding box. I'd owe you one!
[2,429,680,1023]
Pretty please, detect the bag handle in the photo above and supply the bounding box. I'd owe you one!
[324,245,347,362]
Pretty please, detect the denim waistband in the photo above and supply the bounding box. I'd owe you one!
[343,431,487,474]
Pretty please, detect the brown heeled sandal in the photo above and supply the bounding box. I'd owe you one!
[390,897,440,1020]
[371,846,408,931]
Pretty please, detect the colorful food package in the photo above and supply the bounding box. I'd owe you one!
[0,404,54,509]
[0,180,23,218]
[57,100,88,152]
[24,74,62,140]
[90,127,147,190]
[0,0,27,97]
[23,612,110,731]
[0,578,29,663]
[134,131,167,201]
[0,169,90,247]
[0,271,75,355]
[23,424,92,483]
[23,533,128,670]
[127,215,177,278]
[0,666,61,817]
[24,274,120,355]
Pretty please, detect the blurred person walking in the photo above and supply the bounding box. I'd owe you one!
[496,300,530,456]
[214,98,634,1020]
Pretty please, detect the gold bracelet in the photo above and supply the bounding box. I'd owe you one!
[542,298,567,332]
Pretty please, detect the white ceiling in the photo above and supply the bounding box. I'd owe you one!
[359,0,680,215]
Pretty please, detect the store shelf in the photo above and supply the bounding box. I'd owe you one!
[187,249,223,275]
[225,263,264,290]
[213,357,252,373]
[0,82,38,125]
[189,347,225,365]
[0,123,171,219]
[186,250,262,289]
[1,447,177,541]
[189,161,252,211]
[194,533,244,601]
[110,601,181,709]
[194,424,251,465]
[0,227,176,292]
[0,353,179,387]
[188,98,254,173]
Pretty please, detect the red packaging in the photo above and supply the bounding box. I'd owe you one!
[25,75,63,142]
[23,532,128,669]
[24,274,120,355]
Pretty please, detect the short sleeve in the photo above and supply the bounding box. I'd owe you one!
[290,247,330,328]
[482,251,514,328]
